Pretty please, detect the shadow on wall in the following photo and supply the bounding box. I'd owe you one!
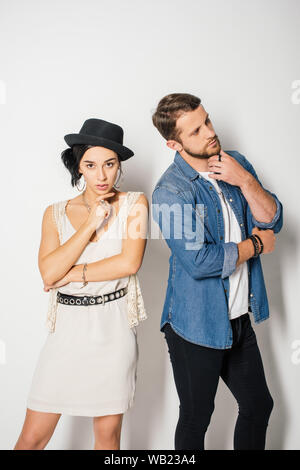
[256,231,290,450]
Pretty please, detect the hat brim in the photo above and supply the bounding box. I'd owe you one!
[64,134,134,161]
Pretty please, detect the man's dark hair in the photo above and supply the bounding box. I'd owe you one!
[152,93,201,141]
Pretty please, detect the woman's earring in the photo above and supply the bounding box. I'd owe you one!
[76,175,86,192]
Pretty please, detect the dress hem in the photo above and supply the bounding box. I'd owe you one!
[26,396,135,417]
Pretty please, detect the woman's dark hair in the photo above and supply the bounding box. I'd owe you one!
[61,144,122,187]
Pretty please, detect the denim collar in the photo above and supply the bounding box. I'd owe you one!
[174,151,200,181]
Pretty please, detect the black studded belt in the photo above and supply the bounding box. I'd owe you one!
[57,286,128,306]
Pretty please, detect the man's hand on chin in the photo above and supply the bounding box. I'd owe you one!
[207,150,252,188]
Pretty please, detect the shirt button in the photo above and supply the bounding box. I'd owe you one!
[229,198,233,202]
[250,293,253,297]
[217,209,220,213]
[240,223,243,227]
[220,236,223,240]
[224,288,227,292]
[209,186,212,189]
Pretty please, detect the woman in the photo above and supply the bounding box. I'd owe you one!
[14,118,148,450]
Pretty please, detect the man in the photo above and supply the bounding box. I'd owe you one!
[151,93,283,450]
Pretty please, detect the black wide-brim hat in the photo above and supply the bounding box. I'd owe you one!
[64,118,134,161]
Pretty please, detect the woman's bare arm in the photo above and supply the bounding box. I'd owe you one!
[38,204,94,285]
[68,194,149,282]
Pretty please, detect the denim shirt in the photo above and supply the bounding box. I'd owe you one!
[151,150,283,349]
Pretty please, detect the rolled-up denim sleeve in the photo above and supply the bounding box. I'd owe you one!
[251,191,282,230]
[222,242,239,278]
[152,186,238,280]
[240,153,283,233]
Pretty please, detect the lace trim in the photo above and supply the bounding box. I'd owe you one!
[125,192,148,328]
[46,192,148,332]
[46,199,68,333]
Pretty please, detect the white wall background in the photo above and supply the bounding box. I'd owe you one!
[0,0,299,450]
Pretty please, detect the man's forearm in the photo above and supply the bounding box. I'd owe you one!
[236,238,255,268]
[240,173,277,224]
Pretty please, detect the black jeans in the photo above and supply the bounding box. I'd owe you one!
[162,313,274,450]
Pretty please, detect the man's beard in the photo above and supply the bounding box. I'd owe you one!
[182,136,221,159]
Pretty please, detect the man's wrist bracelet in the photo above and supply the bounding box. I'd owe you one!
[249,235,261,258]
[252,234,264,254]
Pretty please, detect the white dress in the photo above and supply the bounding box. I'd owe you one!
[26,192,140,417]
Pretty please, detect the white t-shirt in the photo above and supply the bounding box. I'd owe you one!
[198,172,249,320]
